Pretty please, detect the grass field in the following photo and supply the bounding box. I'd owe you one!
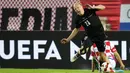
[0,69,129,73]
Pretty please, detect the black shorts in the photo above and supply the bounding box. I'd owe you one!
[80,33,107,53]
[89,33,106,52]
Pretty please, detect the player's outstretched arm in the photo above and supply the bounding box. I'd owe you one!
[87,4,105,10]
[114,51,125,69]
[61,28,80,44]
[93,5,105,10]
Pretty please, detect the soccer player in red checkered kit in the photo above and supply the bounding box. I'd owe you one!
[61,2,110,65]
[90,40,125,73]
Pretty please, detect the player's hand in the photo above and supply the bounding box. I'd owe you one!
[86,4,92,9]
[60,38,69,44]
[120,64,125,70]
[86,4,95,9]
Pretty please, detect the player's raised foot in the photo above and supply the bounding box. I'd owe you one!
[71,55,78,62]
[71,54,80,62]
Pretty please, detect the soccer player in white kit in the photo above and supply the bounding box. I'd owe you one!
[90,40,125,72]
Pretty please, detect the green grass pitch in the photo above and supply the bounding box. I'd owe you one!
[0,69,129,73]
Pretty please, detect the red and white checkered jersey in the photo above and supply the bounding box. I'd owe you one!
[90,40,117,61]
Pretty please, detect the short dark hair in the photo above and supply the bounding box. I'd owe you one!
[72,2,82,9]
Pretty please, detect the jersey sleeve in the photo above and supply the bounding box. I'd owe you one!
[110,42,117,53]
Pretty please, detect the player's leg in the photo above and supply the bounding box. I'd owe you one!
[94,40,110,63]
[71,35,86,62]
[100,52,110,63]
[90,34,110,64]
[71,34,92,62]
[93,58,103,73]
[109,58,116,73]
[71,45,88,62]
[109,58,116,69]
[71,41,89,62]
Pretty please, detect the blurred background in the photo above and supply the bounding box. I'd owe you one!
[0,0,130,71]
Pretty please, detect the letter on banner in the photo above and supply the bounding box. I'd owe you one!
[0,40,15,59]
[33,40,46,59]
[18,40,31,59]
[45,41,61,60]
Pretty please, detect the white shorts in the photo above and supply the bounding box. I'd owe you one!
[109,58,116,69]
